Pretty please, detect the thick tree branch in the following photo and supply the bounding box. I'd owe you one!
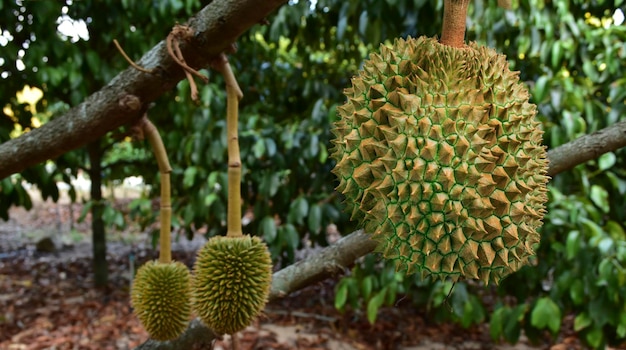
[0,0,287,180]
[133,124,626,349]
[546,120,626,176]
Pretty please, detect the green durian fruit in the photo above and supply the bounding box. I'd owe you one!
[331,36,549,284]
[192,235,272,335]
[131,261,192,341]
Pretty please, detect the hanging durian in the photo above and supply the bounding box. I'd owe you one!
[192,58,273,336]
[331,0,549,284]
[131,118,192,341]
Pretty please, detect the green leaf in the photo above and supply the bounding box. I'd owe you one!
[282,223,299,250]
[253,138,266,158]
[334,279,349,311]
[533,75,550,102]
[265,138,277,157]
[204,193,218,207]
[490,306,506,340]
[361,275,373,301]
[569,279,584,305]
[598,152,616,171]
[183,166,198,189]
[565,230,580,260]
[288,196,308,225]
[531,297,561,334]
[259,216,277,243]
[78,201,94,223]
[586,327,604,349]
[590,185,609,213]
[503,305,525,343]
[367,288,386,324]
[307,203,322,235]
[574,312,592,331]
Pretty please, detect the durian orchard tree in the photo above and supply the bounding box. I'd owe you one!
[1,0,626,349]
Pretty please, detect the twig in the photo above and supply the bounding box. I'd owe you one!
[113,39,154,74]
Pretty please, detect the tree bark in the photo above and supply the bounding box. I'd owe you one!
[546,120,626,176]
[0,0,288,180]
[87,142,108,287]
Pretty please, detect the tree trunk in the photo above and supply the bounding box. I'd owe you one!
[88,142,108,288]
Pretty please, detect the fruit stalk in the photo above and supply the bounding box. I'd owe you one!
[215,56,244,238]
[440,0,470,48]
[143,117,173,264]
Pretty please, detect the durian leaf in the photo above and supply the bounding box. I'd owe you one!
[334,279,349,311]
[503,305,526,344]
[586,327,604,349]
[366,287,386,324]
[307,203,322,235]
[265,138,277,157]
[288,196,309,225]
[590,185,610,214]
[533,75,550,102]
[489,306,506,341]
[565,230,581,260]
[281,223,299,250]
[569,279,584,306]
[259,216,277,243]
[183,166,197,189]
[530,297,561,334]
[598,152,616,171]
[574,312,592,331]
[253,138,266,159]
[361,275,373,301]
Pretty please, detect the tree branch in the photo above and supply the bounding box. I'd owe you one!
[133,123,626,348]
[0,0,287,180]
[546,120,626,176]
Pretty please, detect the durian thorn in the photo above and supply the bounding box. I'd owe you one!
[440,0,470,48]
[214,54,244,238]
[141,116,173,264]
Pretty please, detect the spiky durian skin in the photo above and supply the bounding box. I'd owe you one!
[331,36,549,284]
[131,261,192,341]
[192,235,272,335]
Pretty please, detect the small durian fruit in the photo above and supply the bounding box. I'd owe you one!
[131,260,192,341]
[331,36,549,284]
[192,235,272,335]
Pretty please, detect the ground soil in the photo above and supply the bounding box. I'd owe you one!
[0,194,585,350]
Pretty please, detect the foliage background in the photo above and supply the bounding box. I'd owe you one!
[1,0,625,348]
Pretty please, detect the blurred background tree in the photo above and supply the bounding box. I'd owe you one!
[1,0,625,348]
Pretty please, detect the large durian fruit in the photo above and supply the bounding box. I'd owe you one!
[331,36,549,284]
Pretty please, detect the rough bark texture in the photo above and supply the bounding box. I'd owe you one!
[0,0,287,180]
[547,120,626,176]
[88,142,108,287]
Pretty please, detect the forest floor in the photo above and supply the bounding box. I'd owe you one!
[0,191,587,350]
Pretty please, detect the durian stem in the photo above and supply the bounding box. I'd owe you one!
[231,333,240,350]
[215,55,244,238]
[440,0,470,48]
[143,117,173,264]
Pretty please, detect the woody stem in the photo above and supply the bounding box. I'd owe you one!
[440,0,471,48]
